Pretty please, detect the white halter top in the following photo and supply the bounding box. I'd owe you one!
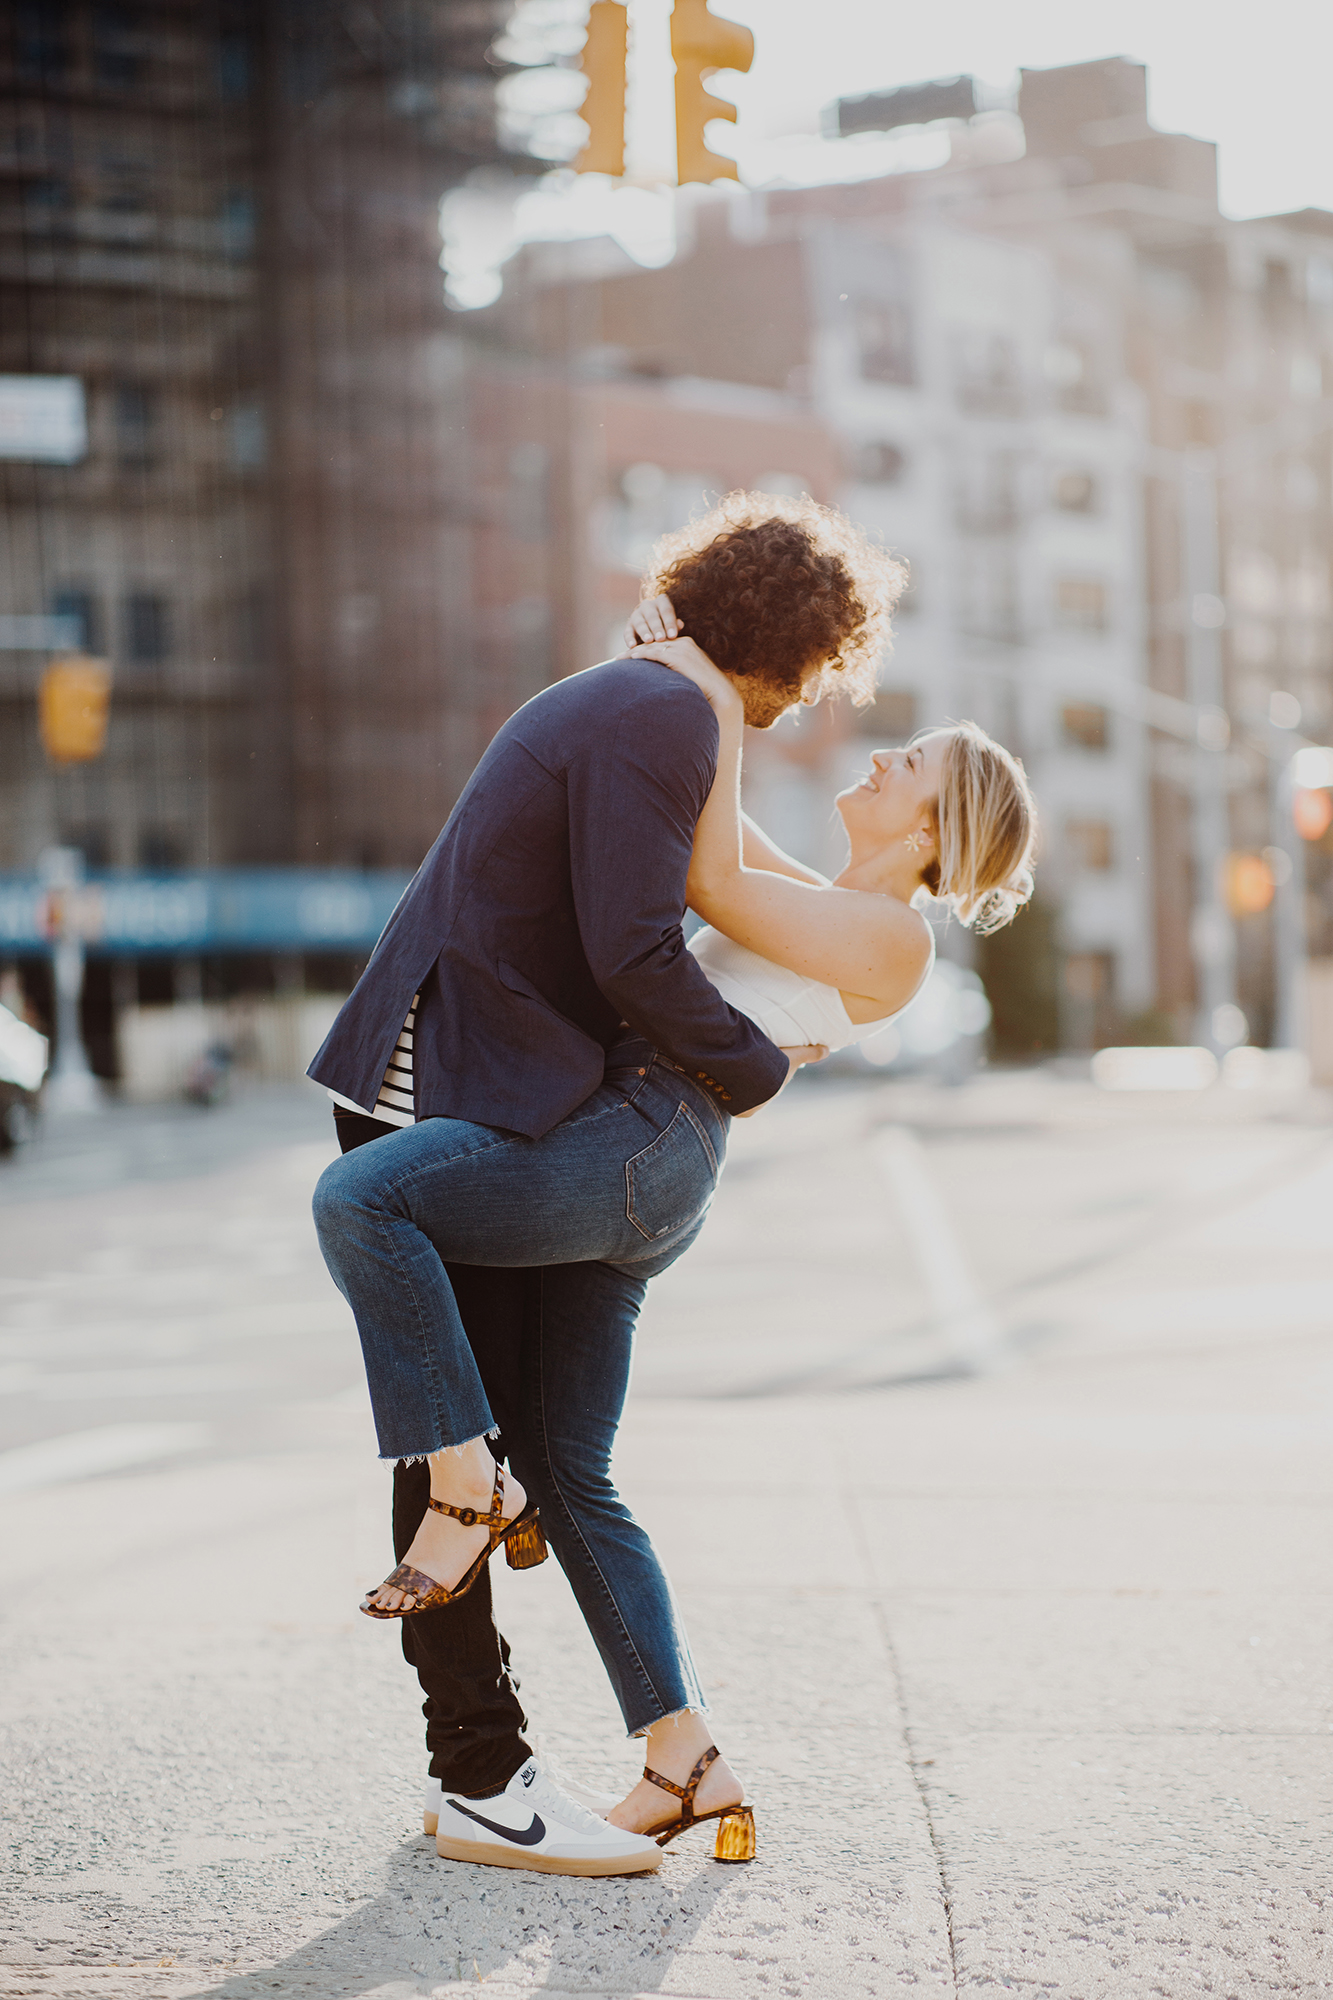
[687,925,930,1052]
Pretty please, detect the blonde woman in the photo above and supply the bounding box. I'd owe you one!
[624,593,1036,1059]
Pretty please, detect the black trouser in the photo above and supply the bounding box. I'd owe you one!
[335,1107,532,1797]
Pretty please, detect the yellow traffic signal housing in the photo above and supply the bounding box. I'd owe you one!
[576,0,628,176]
[39,655,111,764]
[671,0,754,184]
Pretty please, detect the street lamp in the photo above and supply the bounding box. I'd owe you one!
[1179,449,1239,1055]
[38,845,101,1111]
[1273,742,1333,1055]
[34,649,113,1111]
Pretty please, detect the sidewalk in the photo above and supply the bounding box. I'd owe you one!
[3,1076,1333,1998]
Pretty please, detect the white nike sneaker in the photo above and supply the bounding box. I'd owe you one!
[432,1756,661,1876]
[423,1763,616,1835]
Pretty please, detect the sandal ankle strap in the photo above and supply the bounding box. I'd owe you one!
[642,1744,719,1824]
[427,1460,505,1530]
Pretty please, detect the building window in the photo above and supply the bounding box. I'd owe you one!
[50,588,101,654]
[1053,470,1098,513]
[754,471,808,499]
[1066,819,1114,871]
[218,189,256,258]
[855,300,914,386]
[229,405,266,470]
[1043,337,1106,416]
[16,2,72,82]
[958,551,1020,643]
[139,827,186,870]
[92,6,147,89]
[510,596,552,688]
[953,330,1023,417]
[508,442,549,542]
[602,464,721,574]
[22,179,73,230]
[853,688,917,739]
[124,592,169,664]
[114,383,156,466]
[955,452,1022,533]
[1061,703,1108,751]
[1054,577,1108,631]
[1062,950,1116,1048]
[59,823,111,869]
[217,31,252,100]
[848,440,906,484]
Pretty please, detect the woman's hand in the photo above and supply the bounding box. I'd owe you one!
[623,594,681,650]
[629,636,742,719]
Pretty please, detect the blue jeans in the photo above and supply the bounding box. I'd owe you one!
[313,1037,728,1735]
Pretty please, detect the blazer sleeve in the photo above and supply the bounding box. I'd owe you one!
[564,671,791,1113]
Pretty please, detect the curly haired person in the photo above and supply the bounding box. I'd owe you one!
[309,492,1033,1876]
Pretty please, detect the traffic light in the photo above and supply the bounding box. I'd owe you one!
[576,0,628,177]
[38,655,111,764]
[671,0,754,185]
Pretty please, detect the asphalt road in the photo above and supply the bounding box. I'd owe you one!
[3,1066,1333,1999]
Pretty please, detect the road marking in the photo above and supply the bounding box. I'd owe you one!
[873,1125,1008,1374]
[0,1422,207,1497]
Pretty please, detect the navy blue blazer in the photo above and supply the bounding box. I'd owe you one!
[307,659,789,1136]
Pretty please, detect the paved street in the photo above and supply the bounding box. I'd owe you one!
[3,1067,1333,1999]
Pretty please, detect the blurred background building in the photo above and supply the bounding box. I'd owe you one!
[1,12,1330,1089]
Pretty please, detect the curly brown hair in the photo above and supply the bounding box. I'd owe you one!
[642,490,906,707]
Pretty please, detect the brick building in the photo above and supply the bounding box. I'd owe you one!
[0,0,548,887]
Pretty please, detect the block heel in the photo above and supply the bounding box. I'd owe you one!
[504,1503,548,1570]
[713,1805,756,1863]
[642,1745,755,1863]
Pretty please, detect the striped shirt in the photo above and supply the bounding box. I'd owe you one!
[327,993,418,1128]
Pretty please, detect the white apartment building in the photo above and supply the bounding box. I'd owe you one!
[795,215,1155,1017]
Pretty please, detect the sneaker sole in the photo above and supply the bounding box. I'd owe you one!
[423,1812,438,1837]
[434,1832,661,1876]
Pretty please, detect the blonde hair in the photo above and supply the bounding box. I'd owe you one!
[918,722,1036,934]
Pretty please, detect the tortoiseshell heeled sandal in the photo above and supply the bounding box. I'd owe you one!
[360,1461,547,1620]
[642,1745,756,1863]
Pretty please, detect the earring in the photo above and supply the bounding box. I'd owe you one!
[904,831,927,853]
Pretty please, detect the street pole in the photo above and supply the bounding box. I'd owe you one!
[38,845,101,1112]
[1270,750,1305,1053]
[1274,743,1333,1055]
[1180,448,1239,1054]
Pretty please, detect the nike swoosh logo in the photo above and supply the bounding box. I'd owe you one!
[451,1802,547,1847]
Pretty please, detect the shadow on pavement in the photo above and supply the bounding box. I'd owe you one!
[177,1833,736,2000]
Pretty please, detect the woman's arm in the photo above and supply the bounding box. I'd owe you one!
[741,814,830,887]
[629,639,932,1012]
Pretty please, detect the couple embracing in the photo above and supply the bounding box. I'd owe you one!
[308,491,1035,1878]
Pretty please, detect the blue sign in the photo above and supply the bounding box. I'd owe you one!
[0,869,412,955]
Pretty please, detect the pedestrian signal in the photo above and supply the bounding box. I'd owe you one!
[1223,852,1275,918]
[671,0,753,184]
[1293,788,1333,842]
[576,0,628,177]
[38,655,111,764]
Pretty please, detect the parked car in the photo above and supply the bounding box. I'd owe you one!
[0,1001,48,1152]
[820,958,994,1084]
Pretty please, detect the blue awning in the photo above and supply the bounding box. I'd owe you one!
[0,869,413,955]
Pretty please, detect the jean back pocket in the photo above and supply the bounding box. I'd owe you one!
[625,1101,719,1242]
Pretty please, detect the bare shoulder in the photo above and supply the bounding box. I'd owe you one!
[863,893,934,1008]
